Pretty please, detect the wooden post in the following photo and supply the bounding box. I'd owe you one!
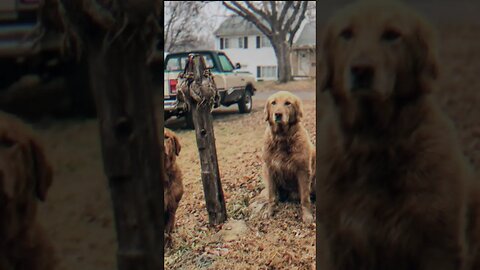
[54,1,163,269]
[179,55,227,225]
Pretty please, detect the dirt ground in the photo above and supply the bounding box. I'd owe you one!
[163,96,316,269]
[254,80,315,93]
[22,2,480,270]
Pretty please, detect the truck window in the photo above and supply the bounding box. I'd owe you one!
[165,56,186,71]
[165,54,215,71]
[218,54,234,72]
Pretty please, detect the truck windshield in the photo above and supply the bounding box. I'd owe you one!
[218,54,234,72]
[165,54,214,72]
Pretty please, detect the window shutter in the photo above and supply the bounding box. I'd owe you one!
[257,66,261,78]
[256,36,260,48]
[220,38,224,50]
[244,37,248,49]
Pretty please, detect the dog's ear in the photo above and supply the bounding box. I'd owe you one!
[264,99,271,122]
[29,139,53,201]
[294,98,304,122]
[412,16,439,94]
[319,26,333,92]
[172,134,181,156]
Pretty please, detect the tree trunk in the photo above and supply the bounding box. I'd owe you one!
[273,39,292,83]
[57,1,163,269]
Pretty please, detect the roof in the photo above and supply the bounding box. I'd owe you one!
[215,15,316,46]
[293,21,315,46]
[214,15,263,36]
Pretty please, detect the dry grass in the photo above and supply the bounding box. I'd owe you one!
[254,79,316,93]
[164,101,316,270]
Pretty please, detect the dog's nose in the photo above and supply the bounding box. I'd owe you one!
[351,65,374,89]
[274,113,282,122]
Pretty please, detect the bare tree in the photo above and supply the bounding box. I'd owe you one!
[222,1,309,83]
[306,1,316,22]
[164,1,210,52]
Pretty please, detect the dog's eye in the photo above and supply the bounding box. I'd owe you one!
[271,101,276,105]
[381,29,401,42]
[340,28,353,40]
[285,101,291,106]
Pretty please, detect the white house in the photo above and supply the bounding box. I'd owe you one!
[214,15,315,81]
[214,16,277,81]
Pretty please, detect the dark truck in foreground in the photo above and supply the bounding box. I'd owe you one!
[164,50,256,128]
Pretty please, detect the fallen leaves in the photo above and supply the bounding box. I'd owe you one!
[165,102,317,269]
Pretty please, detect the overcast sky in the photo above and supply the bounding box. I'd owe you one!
[206,1,234,32]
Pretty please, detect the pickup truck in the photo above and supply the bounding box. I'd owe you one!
[164,50,256,129]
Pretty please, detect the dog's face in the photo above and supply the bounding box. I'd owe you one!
[0,114,52,236]
[320,0,439,107]
[164,128,181,170]
[265,91,304,131]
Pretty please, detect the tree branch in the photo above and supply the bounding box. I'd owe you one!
[243,1,271,27]
[222,1,272,37]
[288,1,308,46]
[278,1,294,30]
[269,1,277,21]
[282,1,301,33]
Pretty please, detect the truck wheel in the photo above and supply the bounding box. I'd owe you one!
[185,110,195,129]
[238,90,252,113]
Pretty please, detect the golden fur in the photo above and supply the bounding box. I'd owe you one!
[262,91,315,223]
[163,128,183,247]
[0,112,55,269]
[317,1,479,269]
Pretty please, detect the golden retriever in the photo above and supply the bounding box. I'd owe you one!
[163,128,183,247]
[317,0,478,269]
[262,91,315,223]
[0,112,55,269]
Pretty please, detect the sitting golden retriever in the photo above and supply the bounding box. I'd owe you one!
[317,0,478,269]
[0,112,55,269]
[262,91,315,223]
[163,128,183,246]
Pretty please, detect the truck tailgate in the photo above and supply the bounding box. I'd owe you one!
[164,78,170,98]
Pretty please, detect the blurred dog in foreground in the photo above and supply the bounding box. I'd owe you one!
[317,0,479,269]
[262,91,316,223]
[163,128,184,247]
[0,112,55,269]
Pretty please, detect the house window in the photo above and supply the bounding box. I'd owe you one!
[257,66,277,78]
[256,36,272,48]
[220,38,224,50]
[261,36,271,47]
[224,38,230,49]
[237,36,248,49]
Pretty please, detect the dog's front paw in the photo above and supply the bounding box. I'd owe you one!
[262,204,275,219]
[302,210,314,223]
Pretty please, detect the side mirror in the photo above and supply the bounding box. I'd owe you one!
[235,63,241,69]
